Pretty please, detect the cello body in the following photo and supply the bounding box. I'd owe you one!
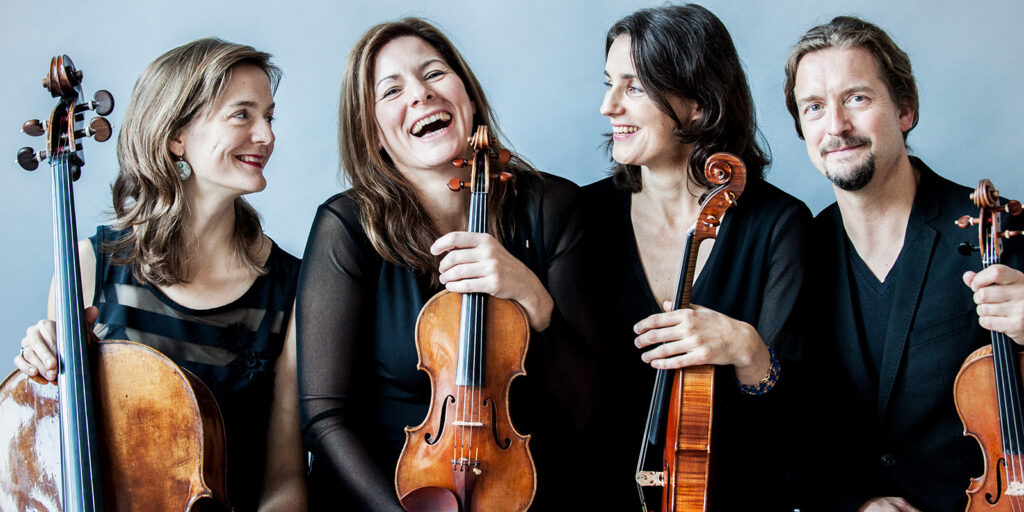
[0,341,229,512]
[0,55,230,511]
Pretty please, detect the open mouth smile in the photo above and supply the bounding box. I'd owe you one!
[411,111,453,138]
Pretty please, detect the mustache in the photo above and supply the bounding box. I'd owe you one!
[819,135,871,157]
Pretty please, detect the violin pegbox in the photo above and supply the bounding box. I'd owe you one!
[16,55,114,179]
[956,179,1023,258]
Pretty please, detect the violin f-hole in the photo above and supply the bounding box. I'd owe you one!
[986,457,1005,505]
[425,395,456,446]
[483,397,511,449]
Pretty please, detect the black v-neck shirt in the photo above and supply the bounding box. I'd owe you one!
[579,176,811,510]
[847,237,905,381]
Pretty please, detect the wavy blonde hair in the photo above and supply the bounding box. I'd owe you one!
[339,17,539,275]
[110,37,281,285]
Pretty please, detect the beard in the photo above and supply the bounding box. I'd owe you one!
[820,135,874,191]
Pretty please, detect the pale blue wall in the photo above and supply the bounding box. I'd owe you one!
[2,0,1022,348]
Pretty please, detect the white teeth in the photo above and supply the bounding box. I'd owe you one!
[411,112,452,136]
[238,155,262,163]
[613,126,638,134]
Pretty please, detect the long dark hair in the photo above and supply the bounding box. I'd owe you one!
[339,18,539,275]
[606,4,768,192]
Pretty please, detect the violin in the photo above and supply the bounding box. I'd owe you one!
[395,126,536,512]
[634,153,746,512]
[954,179,1024,511]
[0,56,229,511]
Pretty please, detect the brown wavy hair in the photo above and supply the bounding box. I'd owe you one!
[110,37,281,285]
[339,17,539,275]
[605,4,769,193]
[783,16,919,141]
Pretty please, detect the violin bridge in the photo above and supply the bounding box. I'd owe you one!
[635,471,665,487]
[1008,481,1024,496]
[452,420,484,427]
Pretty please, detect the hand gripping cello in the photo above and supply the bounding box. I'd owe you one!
[0,56,229,511]
[954,179,1024,510]
[634,153,746,512]
[395,126,536,512]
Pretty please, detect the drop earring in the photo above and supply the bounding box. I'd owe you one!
[176,157,192,180]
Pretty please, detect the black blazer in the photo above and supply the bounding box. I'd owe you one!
[802,158,1024,512]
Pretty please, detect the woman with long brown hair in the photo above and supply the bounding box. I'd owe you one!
[295,17,590,511]
[14,38,306,511]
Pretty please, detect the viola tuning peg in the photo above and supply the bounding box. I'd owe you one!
[495,171,513,182]
[451,158,467,168]
[448,178,466,192]
[16,147,40,171]
[1007,200,1022,216]
[22,120,44,137]
[91,90,114,116]
[496,148,511,165]
[86,117,112,142]
[1002,230,1023,240]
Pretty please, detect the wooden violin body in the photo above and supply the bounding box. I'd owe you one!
[0,341,229,511]
[396,292,535,512]
[395,126,535,512]
[956,346,1024,510]
[0,55,229,511]
[953,179,1024,511]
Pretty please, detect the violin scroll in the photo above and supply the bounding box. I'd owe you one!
[956,179,1023,258]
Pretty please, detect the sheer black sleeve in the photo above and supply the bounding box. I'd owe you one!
[295,195,402,511]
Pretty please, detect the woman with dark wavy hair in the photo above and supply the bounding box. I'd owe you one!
[580,4,810,509]
[295,17,590,511]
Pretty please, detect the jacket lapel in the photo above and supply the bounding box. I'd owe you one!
[875,168,941,420]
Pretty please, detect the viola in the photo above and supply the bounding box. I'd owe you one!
[954,179,1024,511]
[634,153,747,512]
[395,126,536,512]
[0,55,229,511]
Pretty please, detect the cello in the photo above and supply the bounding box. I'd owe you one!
[954,179,1024,510]
[634,153,746,512]
[0,56,229,511]
[395,126,536,512]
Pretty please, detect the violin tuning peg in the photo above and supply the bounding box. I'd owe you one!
[16,147,41,171]
[496,148,511,165]
[448,178,466,192]
[1001,230,1023,240]
[91,90,114,116]
[22,120,44,136]
[955,215,979,229]
[1007,200,1022,216]
[491,171,512,182]
[451,158,467,168]
[958,242,978,255]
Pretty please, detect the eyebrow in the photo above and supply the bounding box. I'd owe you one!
[376,58,447,88]
[227,100,275,110]
[603,70,637,80]
[796,84,879,106]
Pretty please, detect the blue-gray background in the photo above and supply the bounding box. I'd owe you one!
[2,0,1022,349]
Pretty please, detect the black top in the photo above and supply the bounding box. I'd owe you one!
[579,176,811,511]
[802,157,1024,511]
[848,236,904,380]
[296,172,595,511]
[90,225,300,512]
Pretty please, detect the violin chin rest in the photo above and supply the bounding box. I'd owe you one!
[400,486,460,512]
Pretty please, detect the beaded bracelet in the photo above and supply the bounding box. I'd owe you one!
[737,346,780,396]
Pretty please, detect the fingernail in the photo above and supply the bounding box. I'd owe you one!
[47,359,55,367]
[27,368,36,376]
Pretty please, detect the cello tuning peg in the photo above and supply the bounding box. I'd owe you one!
[16,146,43,171]
[451,158,467,168]
[77,117,112,142]
[448,178,466,192]
[90,90,114,116]
[958,242,978,255]
[21,120,45,137]
[955,215,979,229]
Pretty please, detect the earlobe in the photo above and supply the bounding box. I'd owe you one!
[898,105,916,132]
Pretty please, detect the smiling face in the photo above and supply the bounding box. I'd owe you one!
[372,35,475,178]
[793,46,915,191]
[600,34,698,173]
[169,63,275,198]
